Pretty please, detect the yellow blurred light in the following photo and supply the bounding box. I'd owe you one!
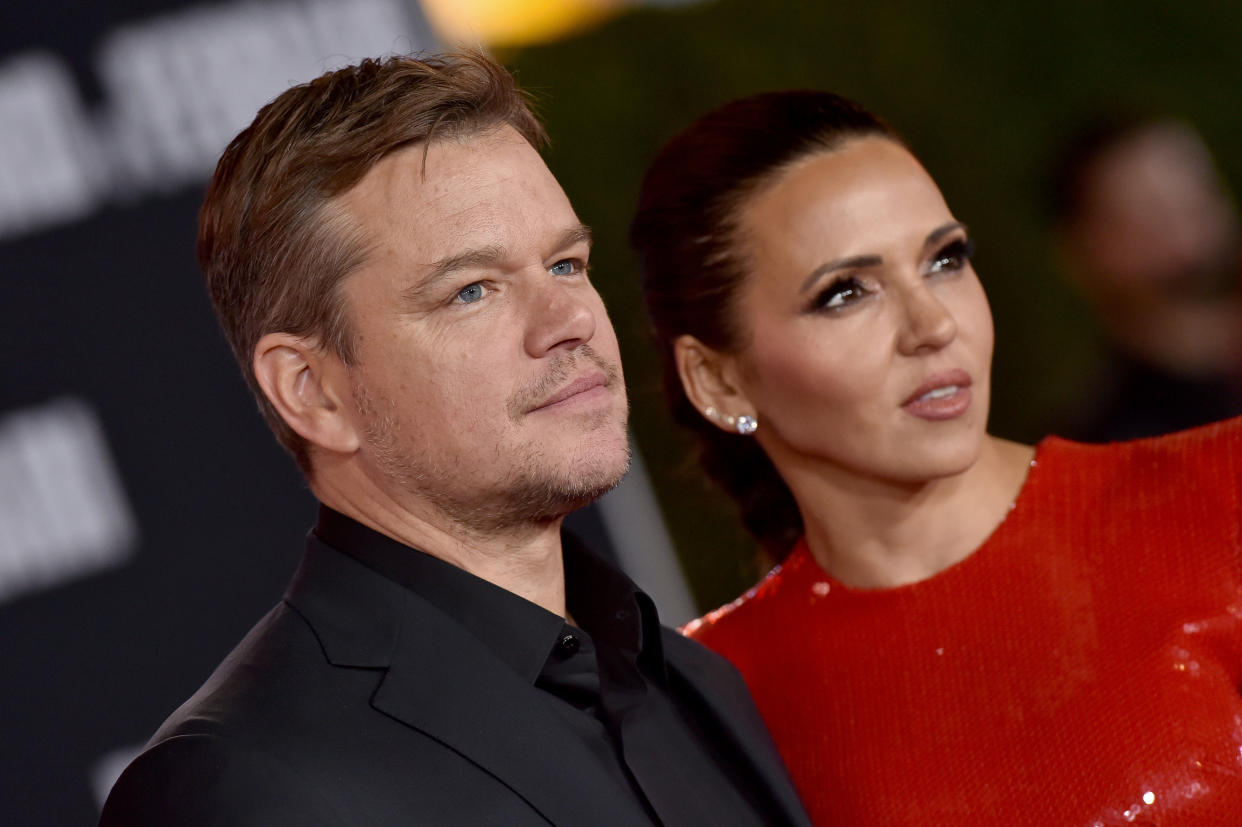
[420,0,628,48]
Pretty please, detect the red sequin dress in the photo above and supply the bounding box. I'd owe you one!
[685,420,1242,825]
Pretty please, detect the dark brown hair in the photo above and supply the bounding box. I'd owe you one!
[1048,111,1181,224]
[630,90,898,558]
[198,51,546,471]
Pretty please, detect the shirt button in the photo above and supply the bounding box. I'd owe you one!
[557,633,580,657]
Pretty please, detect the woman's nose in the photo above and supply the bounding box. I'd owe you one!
[896,284,957,355]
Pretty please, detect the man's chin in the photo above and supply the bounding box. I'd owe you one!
[431,445,630,534]
[521,440,632,515]
[543,448,631,515]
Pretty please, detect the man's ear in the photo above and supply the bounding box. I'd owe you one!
[253,332,360,455]
[674,334,756,433]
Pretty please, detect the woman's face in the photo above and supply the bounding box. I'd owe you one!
[719,136,994,487]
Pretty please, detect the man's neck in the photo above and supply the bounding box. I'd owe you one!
[313,475,569,618]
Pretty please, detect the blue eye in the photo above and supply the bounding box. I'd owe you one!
[549,259,579,276]
[456,283,485,304]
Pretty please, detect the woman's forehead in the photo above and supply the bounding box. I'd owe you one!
[738,139,951,267]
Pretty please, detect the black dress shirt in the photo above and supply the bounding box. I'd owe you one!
[313,506,777,826]
[1063,348,1242,442]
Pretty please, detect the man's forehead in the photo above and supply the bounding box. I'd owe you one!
[333,139,589,300]
[356,127,546,197]
[340,127,574,245]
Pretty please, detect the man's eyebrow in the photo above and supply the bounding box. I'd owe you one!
[405,223,594,303]
[423,244,507,286]
[554,223,594,253]
[405,244,507,303]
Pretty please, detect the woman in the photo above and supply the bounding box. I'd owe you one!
[630,91,1242,825]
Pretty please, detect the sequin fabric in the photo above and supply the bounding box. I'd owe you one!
[684,419,1242,825]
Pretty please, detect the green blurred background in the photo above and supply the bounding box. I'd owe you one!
[503,0,1242,609]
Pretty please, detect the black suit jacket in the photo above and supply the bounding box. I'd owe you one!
[101,536,810,826]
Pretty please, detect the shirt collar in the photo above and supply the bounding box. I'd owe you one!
[562,531,667,680]
[314,505,562,683]
[312,505,666,682]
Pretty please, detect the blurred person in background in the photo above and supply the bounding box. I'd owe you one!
[1052,114,1242,442]
[631,90,1242,825]
[99,52,809,827]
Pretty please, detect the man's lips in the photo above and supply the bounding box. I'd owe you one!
[528,371,610,413]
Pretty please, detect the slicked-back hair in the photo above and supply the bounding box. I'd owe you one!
[630,90,899,559]
[198,51,547,472]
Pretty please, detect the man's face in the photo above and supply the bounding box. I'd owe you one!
[1073,124,1238,297]
[333,125,629,532]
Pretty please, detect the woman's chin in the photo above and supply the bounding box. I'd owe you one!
[892,433,988,484]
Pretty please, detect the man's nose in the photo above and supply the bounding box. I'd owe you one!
[523,277,598,357]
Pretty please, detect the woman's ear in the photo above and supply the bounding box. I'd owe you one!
[674,334,757,433]
[252,333,361,456]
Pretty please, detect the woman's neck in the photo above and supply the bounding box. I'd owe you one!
[792,436,1035,589]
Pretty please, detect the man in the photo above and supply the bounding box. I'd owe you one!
[100,52,809,826]
[1050,114,1242,441]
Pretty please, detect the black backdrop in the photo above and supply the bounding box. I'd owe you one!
[0,2,437,823]
[1,186,316,821]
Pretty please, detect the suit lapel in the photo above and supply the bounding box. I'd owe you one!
[663,631,812,827]
[372,608,653,826]
[286,540,650,827]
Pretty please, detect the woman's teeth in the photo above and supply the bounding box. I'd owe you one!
[918,385,959,402]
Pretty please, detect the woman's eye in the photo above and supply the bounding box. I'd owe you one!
[813,277,868,311]
[455,282,486,304]
[549,259,581,277]
[929,238,976,273]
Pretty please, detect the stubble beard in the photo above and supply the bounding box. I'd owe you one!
[352,347,630,535]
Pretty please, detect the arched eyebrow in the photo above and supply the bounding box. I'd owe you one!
[798,221,968,294]
[925,221,967,248]
[798,254,882,294]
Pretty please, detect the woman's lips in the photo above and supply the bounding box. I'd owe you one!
[902,369,973,421]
